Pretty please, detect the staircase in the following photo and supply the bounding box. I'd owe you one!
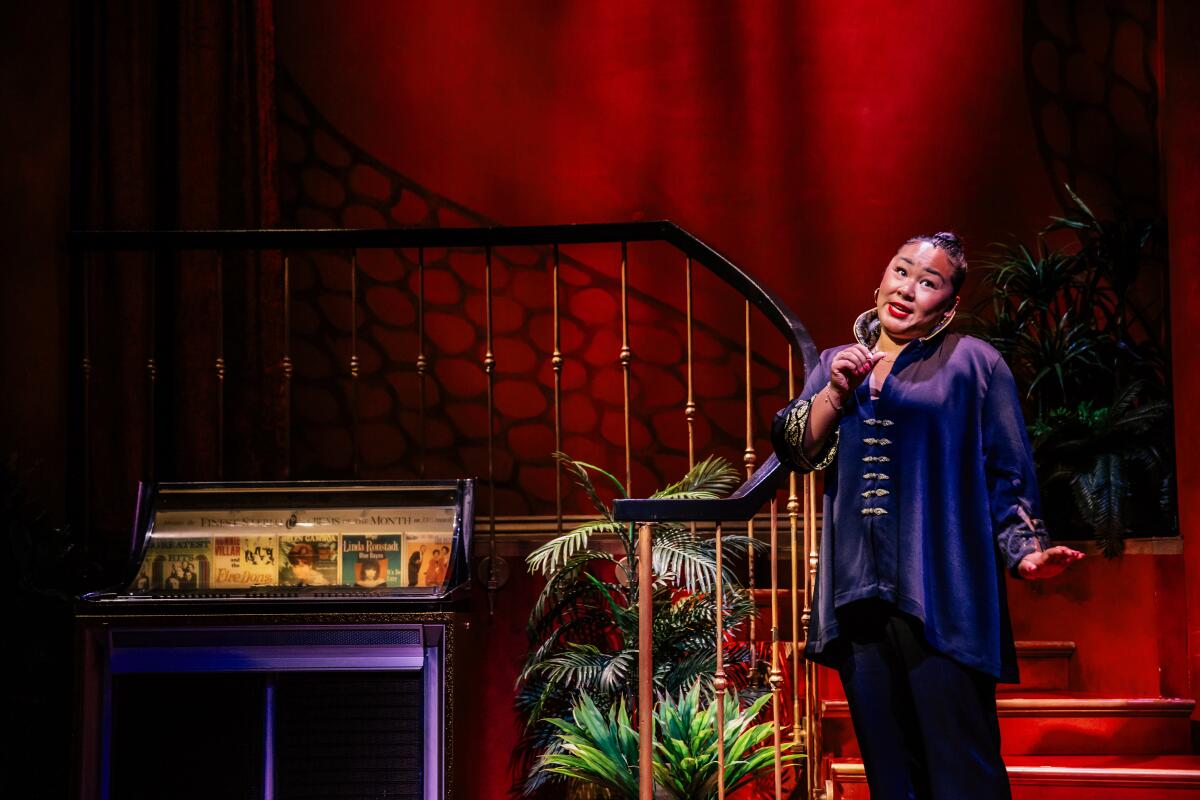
[821,641,1200,798]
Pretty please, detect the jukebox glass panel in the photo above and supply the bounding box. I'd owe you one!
[123,481,473,599]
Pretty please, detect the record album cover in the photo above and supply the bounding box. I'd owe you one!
[278,534,340,586]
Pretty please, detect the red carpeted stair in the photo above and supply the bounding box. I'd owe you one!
[821,641,1200,799]
[830,756,1200,799]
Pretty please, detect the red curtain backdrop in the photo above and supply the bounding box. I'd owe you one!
[72,0,281,560]
[276,0,1070,342]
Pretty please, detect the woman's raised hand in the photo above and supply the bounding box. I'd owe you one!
[828,345,887,401]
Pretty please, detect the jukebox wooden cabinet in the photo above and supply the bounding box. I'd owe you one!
[75,480,474,800]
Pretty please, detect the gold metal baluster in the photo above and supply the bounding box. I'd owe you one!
[281,254,293,478]
[769,498,783,799]
[788,348,802,748]
[552,244,564,535]
[620,241,632,495]
[485,245,498,611]
[81,254,92,541]
[350,250,360,479]
[215,253,225,480]
[144,253,157,481]
[715,520,728,800]
[744,301,757,646]
[805,471,821,799]
[685,256,697,541]
[637,521,654,800]
[416,247,427,477]
[684,256,695,469]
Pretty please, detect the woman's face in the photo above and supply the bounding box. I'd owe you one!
[876,241,957,341]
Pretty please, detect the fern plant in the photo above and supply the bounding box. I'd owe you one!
[541,681,801,800]
[516,453,759,796]
[969,186,1175,553]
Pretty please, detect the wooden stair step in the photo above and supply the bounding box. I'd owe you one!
[829,755,1200,799]
[822,696,1196,757]
[1001,641,1075,693]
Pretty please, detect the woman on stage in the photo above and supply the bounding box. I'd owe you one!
[772,232,1084,799]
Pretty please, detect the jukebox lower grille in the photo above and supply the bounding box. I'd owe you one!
[274,671,425,799]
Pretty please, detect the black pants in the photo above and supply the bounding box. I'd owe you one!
[833,601,1011,800]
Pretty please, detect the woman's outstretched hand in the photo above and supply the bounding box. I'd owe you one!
[1017,546,1085,580]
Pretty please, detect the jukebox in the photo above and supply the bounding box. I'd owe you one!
[74,480,474,800]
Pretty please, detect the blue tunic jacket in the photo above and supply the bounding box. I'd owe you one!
[771,313,1050,682]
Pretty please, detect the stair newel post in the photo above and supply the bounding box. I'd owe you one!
[715,520,728,800]
[637,521,654,800]
[769,498,784,799]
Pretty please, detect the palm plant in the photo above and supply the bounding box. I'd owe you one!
[541,682,800,800]
[517,453,759,796]
[970,186,1174,552]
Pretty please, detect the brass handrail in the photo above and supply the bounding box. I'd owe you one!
[67,221,818,367]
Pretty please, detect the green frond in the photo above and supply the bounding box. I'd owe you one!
[527,519,626,576]
[532,644,619,691]
[652,455,740,500]
[582,572,636,639]
[1064,182,1098,222]
[650,537,719,593]
[555,451,627,514]
[598,649,635,694]
[527,550,620,633]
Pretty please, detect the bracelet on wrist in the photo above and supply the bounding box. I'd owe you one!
[822,384,845,413]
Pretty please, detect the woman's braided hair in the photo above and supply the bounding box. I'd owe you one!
[904,231,967,293]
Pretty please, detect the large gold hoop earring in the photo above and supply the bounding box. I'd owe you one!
[921,299,959,342]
